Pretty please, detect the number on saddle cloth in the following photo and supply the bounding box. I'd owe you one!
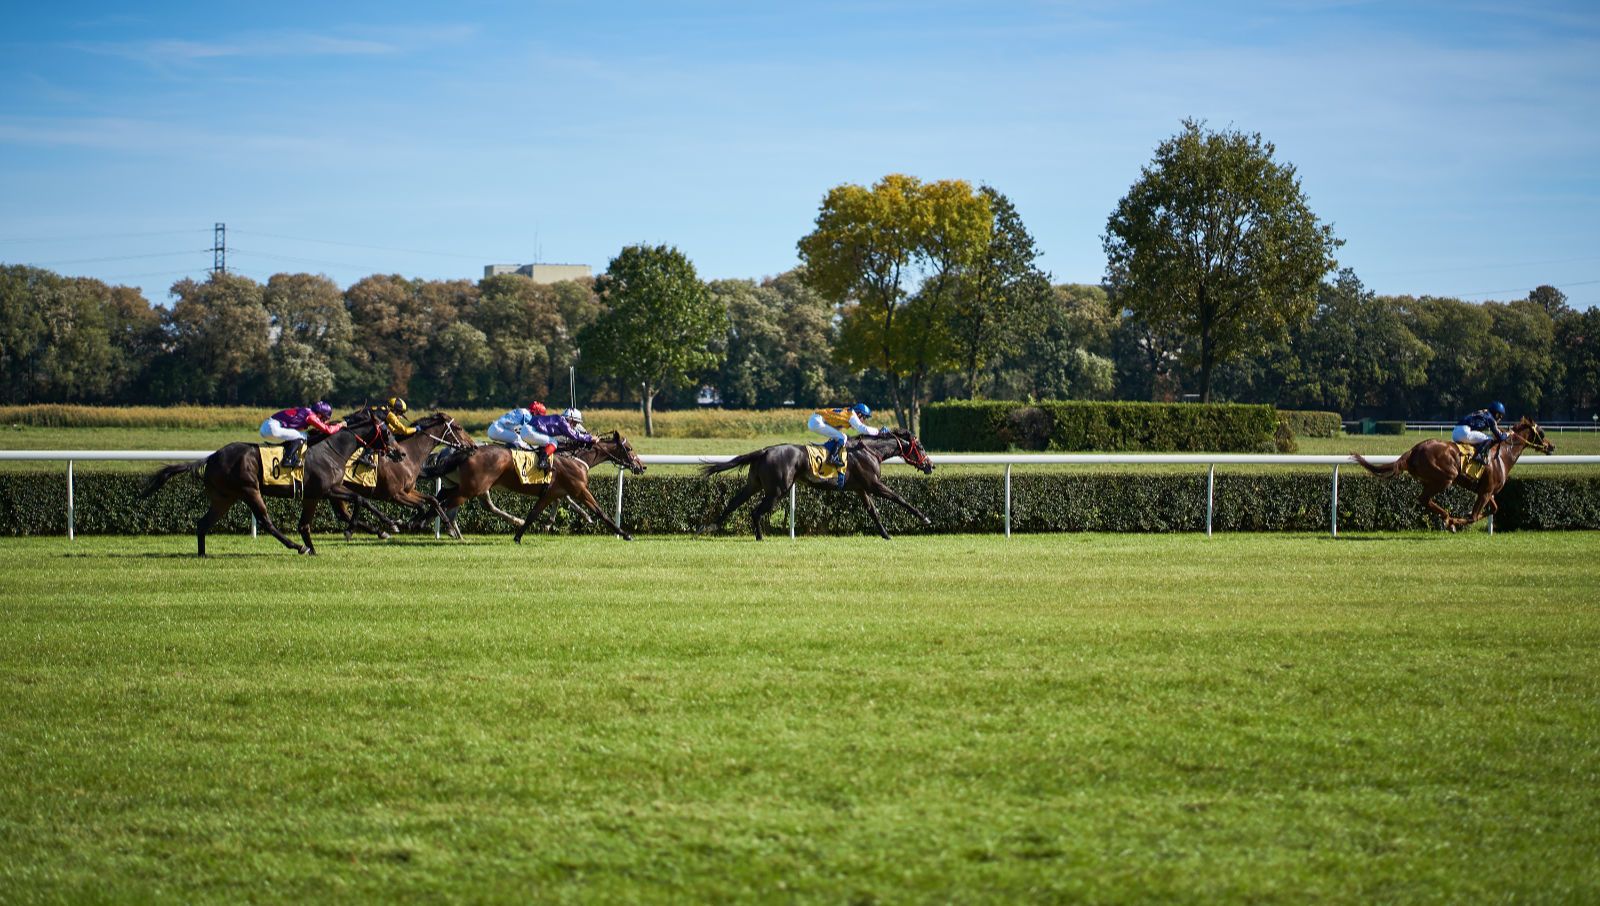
[806,445,846,482]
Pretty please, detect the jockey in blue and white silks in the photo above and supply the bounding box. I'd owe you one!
[1453,401,1508,463]
[807,403,880,467]
[488,403,597,469]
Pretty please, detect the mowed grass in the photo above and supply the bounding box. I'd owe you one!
[1,533,1598,903]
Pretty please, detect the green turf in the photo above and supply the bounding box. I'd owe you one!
[2,533,1597,903]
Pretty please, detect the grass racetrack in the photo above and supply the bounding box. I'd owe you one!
[2,533,1598,902]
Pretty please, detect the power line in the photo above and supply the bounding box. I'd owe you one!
[0,229,210,244]
[28,250,210,267]
[1454,278,1600,299]
[231,228,517,262]
[1365,254,1600,277]
[229,247,391,273]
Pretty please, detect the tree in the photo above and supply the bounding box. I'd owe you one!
[165,273,271,404]
[1556,307,1600,416]
[1103,119,1341,401]
[579,244,724,436]
[798,173,991,430]
[1271,270,1429,415]
[1528,285,1570,318]
[262,273,352,402]
[469,274,566,403]
[345,275,434,400]
[946,187,1052,398]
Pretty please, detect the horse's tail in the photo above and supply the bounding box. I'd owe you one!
[1352,451,1406,478]
[141,460,203,498]
[700,449,766,477]
[422,447,478,479]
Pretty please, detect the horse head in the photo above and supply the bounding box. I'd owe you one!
[876,427,934,474]
[1515,417,1555,455]
[598,430,647,475]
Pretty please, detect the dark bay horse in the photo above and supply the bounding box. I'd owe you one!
[1352,416,1553,531]
[701,428,936,540]
[332,413,477,541]
[423,431,646,542]
[141,412,403,556]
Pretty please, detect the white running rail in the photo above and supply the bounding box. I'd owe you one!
[4,450,1598,540]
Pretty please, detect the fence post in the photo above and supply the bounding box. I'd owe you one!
[251,514,258,538]
[1487,513,1494,536]
[1205,463,1215,537]
[789,483,796,540]
[615,467,625,528]
[1004,463,1012,538]
[434,478,442,539]
[1331,464,1340,538]
[66,459,74,541]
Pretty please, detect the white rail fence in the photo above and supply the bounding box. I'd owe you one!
[4,450,1599,541]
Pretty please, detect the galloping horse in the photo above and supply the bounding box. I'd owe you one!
[141,410,404,556]
[701,427,936,540]
[332,413,477,541]
[1352,416,1554,531]
[424,430,646,542]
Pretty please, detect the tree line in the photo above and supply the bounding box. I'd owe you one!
[3,120,1596,429]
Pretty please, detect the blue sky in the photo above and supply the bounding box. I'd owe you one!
[3,1,1598,308]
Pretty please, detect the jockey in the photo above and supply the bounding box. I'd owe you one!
[259,401,341,469]
[378,396,418,439]
[489,402,552,461]
[808,403,880,467]
[1453,401,1508,464]
[535,407,598,451]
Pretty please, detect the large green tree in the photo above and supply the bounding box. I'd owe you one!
[798,173,991,431]
[1104,119,1341,401]
[579,244,724,436]
[262,273,352,402]
[164,273,271,404]
[946,187,1052,398]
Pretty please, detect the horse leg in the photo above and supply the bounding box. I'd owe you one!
[1420,489,1456,531]
[479,489,527,529]
[750,491,780,541]
[241,487,303,552]
[569,484,632,542]
[513,486,564,544]
[709,484,759,533]
[351,494,400,536]
[866,481,933,527]
[195,496,234,558]
[403,489,461,540]
[857,490,892,540]
[297,497,322,554]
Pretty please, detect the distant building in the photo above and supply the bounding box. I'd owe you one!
[483,263,593,284]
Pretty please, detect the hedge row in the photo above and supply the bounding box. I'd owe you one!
[1281,409,1343,439]
[4,469,1597,537]
[921,401,1282,453]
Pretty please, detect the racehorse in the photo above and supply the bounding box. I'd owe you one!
[332,413,477,541]
[701,427,936,540]
[141,409,404,556]
[423,430,646,542]
[1351,416,1554,531]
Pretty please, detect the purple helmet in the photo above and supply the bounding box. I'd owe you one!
[312,401,333,419]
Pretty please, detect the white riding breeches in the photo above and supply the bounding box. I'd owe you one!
[1453,425,1491,444]
[807,414,846,444]
[488,422,551,449]
[260,418,307,444]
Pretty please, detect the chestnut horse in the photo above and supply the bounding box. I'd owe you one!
[424,431,646,542]
[700,428,936,540]
[332,413,477,541]
[1351,416,1553,531]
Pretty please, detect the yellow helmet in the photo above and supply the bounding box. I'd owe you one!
[387,396,408,415]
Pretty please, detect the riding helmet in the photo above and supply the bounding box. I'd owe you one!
[388,396,408,415]
[529,401,547,416]
[1490,401,1506,417]
[564,408,584,424]
[313,401,333,418]
[852,403,871,419]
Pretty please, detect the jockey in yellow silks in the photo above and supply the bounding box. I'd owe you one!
[807,403,881,467]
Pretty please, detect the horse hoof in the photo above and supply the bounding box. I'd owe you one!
[622,534,634,542]
[342,532,354,542]
[297,546,311,555]
[377,532,391,541]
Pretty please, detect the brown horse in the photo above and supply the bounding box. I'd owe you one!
[424,431,646,542]
[331,413,477,541]
[701,428,936,540]
[141,411,403,556]
[1352,417,1554,531]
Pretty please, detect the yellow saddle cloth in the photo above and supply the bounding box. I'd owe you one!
[509,448,552,485]
[1453,442,1486,480]
[805,445,846,483]
[258,446,380,488]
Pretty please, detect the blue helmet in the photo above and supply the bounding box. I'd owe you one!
[852,403,871,419]
[1489,401,1506,417]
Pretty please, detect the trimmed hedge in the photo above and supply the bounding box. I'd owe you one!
[921,400,1281,453]
[1281,410,1343,439]
[4,469,1597,537]
[1375,421,1408,435]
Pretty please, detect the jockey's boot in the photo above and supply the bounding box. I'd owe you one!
[826,438,844,467]
[1472,441,1492,465]
[537,443,556,472]
[280,439,305,472]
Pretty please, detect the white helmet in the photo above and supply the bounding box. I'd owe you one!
[563,408,584,424]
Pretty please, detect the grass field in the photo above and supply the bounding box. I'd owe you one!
[2,533,1598,902]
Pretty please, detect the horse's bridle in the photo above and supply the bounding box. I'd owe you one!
[421,417,474,451]
[594,433,645,474]
[1510,425,1553,454]
[886,432,932,472]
